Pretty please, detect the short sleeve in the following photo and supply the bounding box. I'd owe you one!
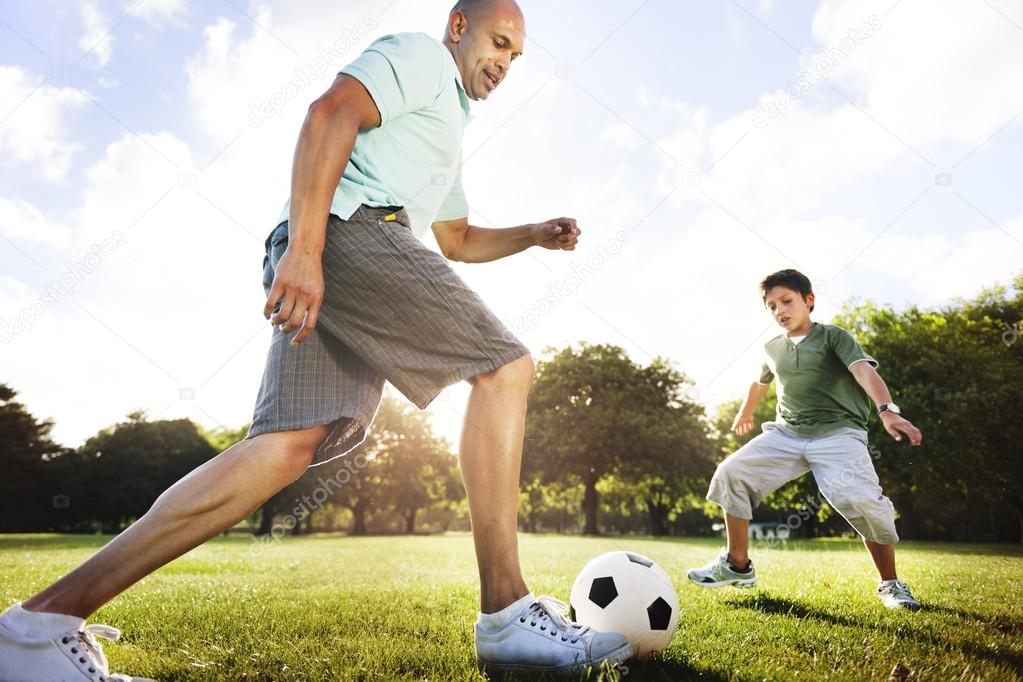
[829,326,878,369]
[435,163,468,222]
[340,33,444,126]
[758,361,774,385]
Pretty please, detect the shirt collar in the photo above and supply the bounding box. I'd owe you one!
[445,46,474,122]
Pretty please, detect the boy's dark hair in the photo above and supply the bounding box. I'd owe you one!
[761,269,814,312]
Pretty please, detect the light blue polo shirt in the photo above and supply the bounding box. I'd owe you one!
[276,32,471,238]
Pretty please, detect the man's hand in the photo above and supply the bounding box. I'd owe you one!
[881,411,922,445]
[263,247,324,347]
[732,414,755,436]
[531,218,580,251]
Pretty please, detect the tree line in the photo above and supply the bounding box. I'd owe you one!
[2,274,1020,541]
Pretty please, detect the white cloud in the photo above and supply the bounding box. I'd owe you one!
[0,67,87,181]
[133,0,190,26]
[0,197,72,246]
[812,0,1023,155]
[79,1,113,68]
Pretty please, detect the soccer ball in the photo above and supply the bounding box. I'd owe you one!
[569,551,680,659]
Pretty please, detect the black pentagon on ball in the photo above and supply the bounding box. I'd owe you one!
[626,552,654,567]
[588,576,618,608]
[647,596,672,630]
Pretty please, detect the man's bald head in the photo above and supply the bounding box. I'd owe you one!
[449,0,523,22]
[444,0,525,101]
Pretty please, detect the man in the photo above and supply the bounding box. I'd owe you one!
[0,1,633,679]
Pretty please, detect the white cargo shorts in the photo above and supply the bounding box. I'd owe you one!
[706,421,899,544]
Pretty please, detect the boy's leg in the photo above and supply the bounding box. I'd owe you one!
[725,513,751,568]
[690,423,810,587]
[805,429,919,609]
[21,426,327,619]
[864,540,897,581]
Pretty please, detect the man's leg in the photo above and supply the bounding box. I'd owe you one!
[21,426,327,619]
[458,354,532,614]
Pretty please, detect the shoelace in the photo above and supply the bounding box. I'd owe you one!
[520,597,591,644]
[61,624,121,676]
[881,580,914,600]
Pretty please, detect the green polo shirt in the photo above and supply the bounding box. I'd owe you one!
[758,323,877,435]
[276,32,471,238]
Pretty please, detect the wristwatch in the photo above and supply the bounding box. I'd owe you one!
[878,403,901,416]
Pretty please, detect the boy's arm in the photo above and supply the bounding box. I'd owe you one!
[732,381,771,436]
[848,361,923,445]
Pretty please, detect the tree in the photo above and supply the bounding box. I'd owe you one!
[73,411,219,533]
[525,344,716,535]
[0,384,71,532]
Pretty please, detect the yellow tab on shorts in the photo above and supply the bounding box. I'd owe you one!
[383,212,399,222]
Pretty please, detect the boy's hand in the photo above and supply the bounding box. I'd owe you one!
[731,414,755,436]
[881,412,922,446]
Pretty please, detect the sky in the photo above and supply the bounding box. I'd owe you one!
[1,0,1022,452]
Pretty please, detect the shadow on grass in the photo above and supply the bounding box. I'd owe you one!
[485,657,727,682]
[728,592,1023,671]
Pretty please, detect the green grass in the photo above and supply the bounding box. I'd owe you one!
[1,534,1021,681]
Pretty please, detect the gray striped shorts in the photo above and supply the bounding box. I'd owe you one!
[245,205,530,466]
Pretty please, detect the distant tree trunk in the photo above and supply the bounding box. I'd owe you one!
[255,501,275,536]
[646,502,669,536]
[404,509,417,534]
[350,502,368,535]
[1014,502,1023,544]
[582,475,599,535]
[895,494,919,539]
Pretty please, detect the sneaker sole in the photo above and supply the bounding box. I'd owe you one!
[687,574,758,589]
[479,641,633,676]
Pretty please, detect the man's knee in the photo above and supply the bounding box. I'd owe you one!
[247,425,326,480]
[471,353,535,393]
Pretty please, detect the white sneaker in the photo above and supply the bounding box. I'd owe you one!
[0,603,152,682]
[686,549,758,588]
[877,579,921,611]
[474,595,633,675]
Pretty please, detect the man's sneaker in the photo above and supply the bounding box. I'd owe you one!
[0,603,153,681]
[877,579,921,611]
[475,595,633,675]
[686,549,757,588]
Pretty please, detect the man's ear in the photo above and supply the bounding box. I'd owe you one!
[806,292,816,312]
[448,11,468,43]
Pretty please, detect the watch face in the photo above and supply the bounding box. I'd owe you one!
[883,403,901,414]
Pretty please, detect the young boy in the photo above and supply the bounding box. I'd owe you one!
[687,269,923,610]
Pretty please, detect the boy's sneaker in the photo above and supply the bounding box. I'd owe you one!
[0,602,153,681]
[686,549,757,588]
[474,595,633,675]
[877,579,921,611]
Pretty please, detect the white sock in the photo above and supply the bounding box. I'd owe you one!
[476,593,534,632]
[0,603,84,643]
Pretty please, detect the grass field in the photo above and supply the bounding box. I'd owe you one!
[1,533,1021,681]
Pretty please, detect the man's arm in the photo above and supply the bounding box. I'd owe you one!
[732,381,771,436]
[432,216,581,263]
[264,74,381,347]
[848,361,923,445]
